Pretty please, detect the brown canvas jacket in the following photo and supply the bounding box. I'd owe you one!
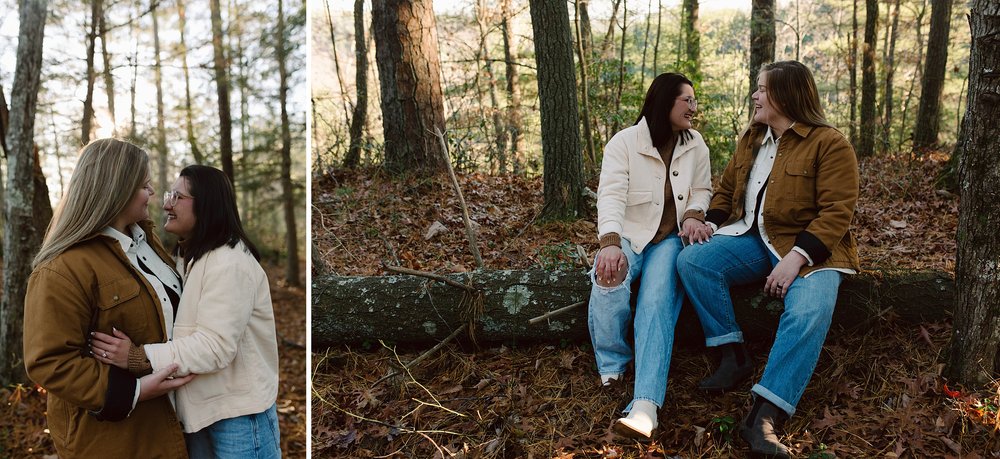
[24,220,188,458]
[706,123,861,276]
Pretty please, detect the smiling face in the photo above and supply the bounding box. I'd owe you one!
[112,175,153,232]
[163,176,196,240]
[752,71,793,130]
[669,84,696,131]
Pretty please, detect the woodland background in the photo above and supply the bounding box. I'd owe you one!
[313,0,999,457]
[1,0,308,456]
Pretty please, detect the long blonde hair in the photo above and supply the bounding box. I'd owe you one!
[33,138,150,268]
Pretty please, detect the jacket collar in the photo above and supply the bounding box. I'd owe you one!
[636,116,697,160]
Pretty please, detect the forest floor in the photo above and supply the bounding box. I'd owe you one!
[0,262,307,458]
[312,153,1000,458]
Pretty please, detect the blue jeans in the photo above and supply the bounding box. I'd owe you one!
[185,403,281,459]
[676,232,841,416]
[588,233,685,410]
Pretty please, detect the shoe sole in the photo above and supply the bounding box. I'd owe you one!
[611,419,652,441]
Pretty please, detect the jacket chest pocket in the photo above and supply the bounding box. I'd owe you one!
[95,277,152,338]
[783,161,817,202]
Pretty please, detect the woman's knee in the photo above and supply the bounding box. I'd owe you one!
[593,258,630,288]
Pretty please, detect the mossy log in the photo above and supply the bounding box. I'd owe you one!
[312,269,954,349]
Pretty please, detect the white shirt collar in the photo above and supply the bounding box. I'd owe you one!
[763,126,777,145]
[101,224,146,253]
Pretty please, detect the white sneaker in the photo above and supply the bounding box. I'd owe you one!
[600,373,623,386]
[612,399,657,439]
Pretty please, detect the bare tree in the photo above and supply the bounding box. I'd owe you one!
[344,0,368,169]
[2,0,49,385]
[501,0,524,174]
[881,0,901,152]
[372,0,448,174]
[152,2,169,241]
[575,0,596,175]
[858,0,878,157]
[529,0,583,220]
[945,0,1000,389]
[210,0,235,181]
[749,0,775,115]
[99,4,115,131]
[178,0,204,164]
[913,0,954,150]
[276,0,300,287]
[682,0,700,83]
[848,0,858,146]
[82,0,101,144]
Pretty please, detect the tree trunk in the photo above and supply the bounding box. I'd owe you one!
[325,0,354,127]
[152,3,168,242]
[944,0,1000,388]
[177,0,204,164]
[575,0,596,178]
[312,270,956,348]
[899,0,927,150]
[577,0,593,60]
[276,0,300,288]
[372,0,448,175]
[858,0,878,158]
[749,0,775,117]
[344,0,368,169]
[2,0,48,385]
[610,0,627,140]
[599,0,621,59]
[529,0,583,221]
[849,0,858,146]
[82,0,100,145]
[653,0,661,76]
[128,2,138,139]
[500,0,524,175]
[682,0,700,84]
[912,0,953,150]
[640,0,651,90]
[881,0,900,153]
[210,0,235,182]
[99,7,115,132]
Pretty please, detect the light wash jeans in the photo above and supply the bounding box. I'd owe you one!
[588,233,685,411]
[676,231,841,416]
[185,403,281,459]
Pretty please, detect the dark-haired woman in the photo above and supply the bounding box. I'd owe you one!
[589,72,713,439]
[91,165,280,458]
[676,61,859,457]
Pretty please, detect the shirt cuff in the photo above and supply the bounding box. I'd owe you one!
[791,246,814,266]
[706,222,718,232]
[131,379,141,413]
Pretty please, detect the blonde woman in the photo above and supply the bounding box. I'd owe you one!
[24,138,193,458]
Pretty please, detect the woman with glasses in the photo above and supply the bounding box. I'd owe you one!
[91,165,280,458]
[25,138,193,458]
[677,61,859,457]
[590,72,713,439]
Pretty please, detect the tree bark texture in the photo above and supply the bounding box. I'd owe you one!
[81,0,100,145]
[529,0,584,221]
[372,0,448,175]
[210,0,235,182]
[945,0,1000,388]
[913,0,953,149]
[312,270,956,348]
[3,0,48,384]
[682,0,700,84]
[152,4,169,243]
[277,0,301,288]
[749,0,775,116]
[858,0,878,157]
[345,0,368,169]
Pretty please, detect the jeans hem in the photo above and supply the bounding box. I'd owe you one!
[751,384,796,417]
[705,331,744,347]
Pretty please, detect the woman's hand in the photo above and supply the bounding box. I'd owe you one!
[679,218,714,244]
[137,363,196,402]
[765,251,808,298]
[90,328,133,370]
[595,245,628,287]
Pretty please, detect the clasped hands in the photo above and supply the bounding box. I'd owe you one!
[89,328,195,401]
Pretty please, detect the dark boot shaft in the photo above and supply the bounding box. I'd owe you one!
[740,396,790,459]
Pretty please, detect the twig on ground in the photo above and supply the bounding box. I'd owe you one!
[528,301,588,325]
[372,324,469,388]
[434,126,484,269]
[384,265,476,292]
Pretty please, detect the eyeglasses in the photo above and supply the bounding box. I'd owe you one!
[677,96,698,110]
[163,190,193,207]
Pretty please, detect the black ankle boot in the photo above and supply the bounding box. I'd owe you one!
[698,342,753,392]
[739,396,790,458]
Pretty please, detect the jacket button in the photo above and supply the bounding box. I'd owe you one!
[672,170,679,176]
[112,295,119,301]
[677,195,684,200]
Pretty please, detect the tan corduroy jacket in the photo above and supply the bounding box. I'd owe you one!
[144,241,279,433]
[597,117,713,254]
[707,123,861,276]
[24,220,187,459]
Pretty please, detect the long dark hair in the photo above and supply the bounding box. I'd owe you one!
[635,72,694,149]
[178,165,260,265]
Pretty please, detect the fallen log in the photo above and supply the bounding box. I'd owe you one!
[312,269,954,349]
